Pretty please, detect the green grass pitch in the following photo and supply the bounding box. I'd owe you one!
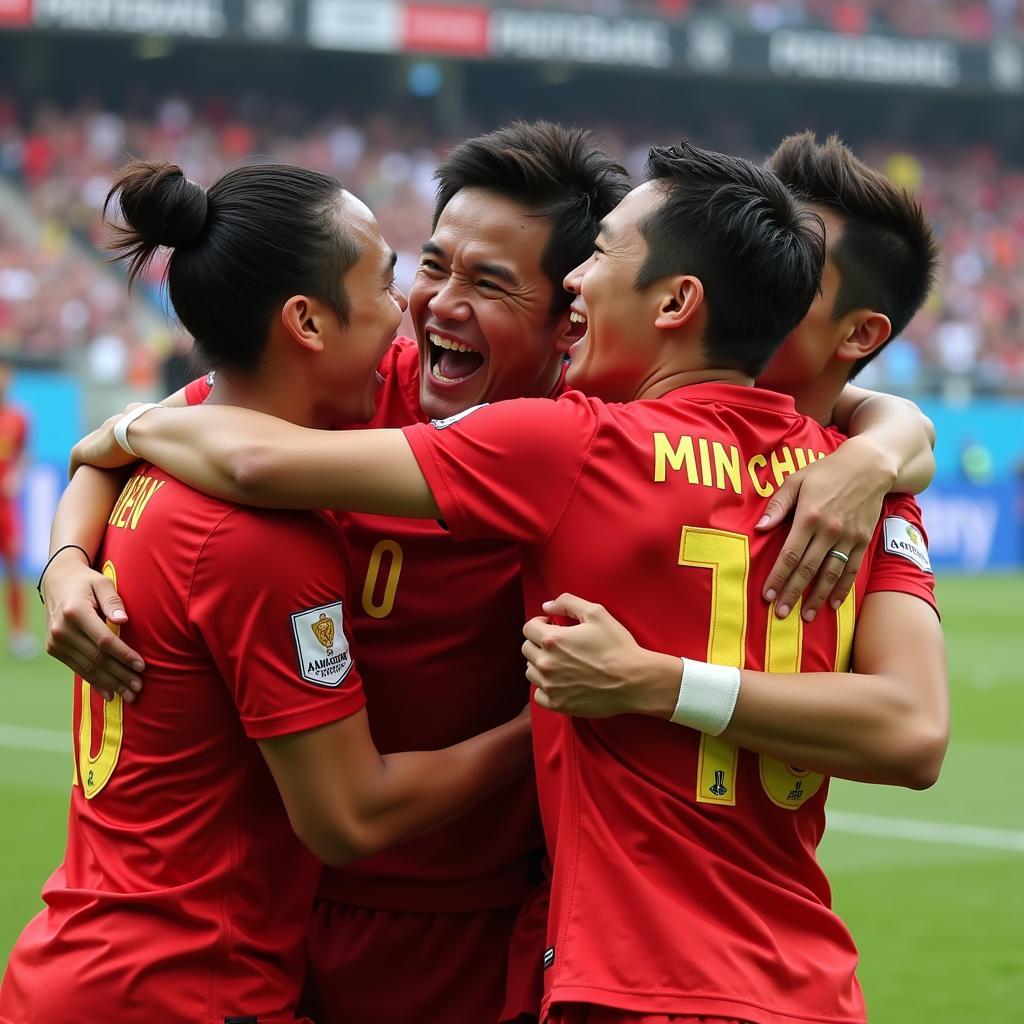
[1,575,1022,1021]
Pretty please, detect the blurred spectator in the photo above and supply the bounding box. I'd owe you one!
[0,93,1021,396]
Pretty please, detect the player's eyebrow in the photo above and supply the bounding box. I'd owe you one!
[420,240,445,260]
[467,260,517,286]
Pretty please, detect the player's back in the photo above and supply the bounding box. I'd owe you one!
[0,466,344,1024]
[405,382,884,1022]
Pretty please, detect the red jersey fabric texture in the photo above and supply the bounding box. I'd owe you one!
[0,468,365,1024]
[186,341,546,911]
[404,383,937,1024]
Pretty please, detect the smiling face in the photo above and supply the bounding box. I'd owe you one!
[409,188,576,421]
[562,181,671,402]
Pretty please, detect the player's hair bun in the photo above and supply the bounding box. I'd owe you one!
[103,159,210,285]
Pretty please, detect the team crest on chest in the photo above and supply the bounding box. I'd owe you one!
[291,601,352,688]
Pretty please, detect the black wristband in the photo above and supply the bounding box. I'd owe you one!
[36,544,92,605]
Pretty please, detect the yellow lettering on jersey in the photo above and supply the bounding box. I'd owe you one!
[108,475,142,527]
[759,599,825,809]
[713,442,742,494]
[76,561,124,799]
[794,448,808,470]
[697,436,712,487]
[109,476,165,531]
[771,446,798,489]
[129,479,165,530]
[653,433,698,484]
[747,454,774,497]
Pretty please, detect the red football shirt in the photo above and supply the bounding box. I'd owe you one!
[0,468,366,1024]
[186,340,548,912]
[404,383,937,1024]
[0,404,27,489]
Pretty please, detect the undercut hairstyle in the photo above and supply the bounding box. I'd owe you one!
[104,161,360,372]
[770,131,940,377]
[433,121,631,314]
[639,142,826,377]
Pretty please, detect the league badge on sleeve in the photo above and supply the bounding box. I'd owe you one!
[430,403,488,429]
[883,517,933,573]
[291,601,353,688]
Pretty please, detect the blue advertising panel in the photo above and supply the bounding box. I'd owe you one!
[919,480,1022,572]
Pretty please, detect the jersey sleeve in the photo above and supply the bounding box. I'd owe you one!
[184,374,215,406]
[863,493,938,616]
[401,393,600,547]
[186,508,366,739]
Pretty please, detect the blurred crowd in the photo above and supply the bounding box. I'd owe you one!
[0,94,1021,395]
[509,0,1024,39]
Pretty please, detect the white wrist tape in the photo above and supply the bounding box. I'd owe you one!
[670,658,742,735]
[113,404,163,458]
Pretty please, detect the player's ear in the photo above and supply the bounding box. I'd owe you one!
[654,275,703,332]
[836,311,891,364]
[280,295,326,354]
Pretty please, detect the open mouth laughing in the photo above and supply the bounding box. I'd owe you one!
[428,331,486,385]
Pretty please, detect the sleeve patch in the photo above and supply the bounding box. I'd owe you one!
[291,601,353,688]
[430,403,489,429]
[883,516,933,574]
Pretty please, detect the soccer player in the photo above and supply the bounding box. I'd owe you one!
[0,357,34,659]
[523,130,946,719]
[0,161,530,1024]
[43,124,937,1024]
[70,142,948,1024]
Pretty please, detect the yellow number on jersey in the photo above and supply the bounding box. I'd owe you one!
[360,539,404,620]
[679,528,748,806]
[74,560,124,799]
[678,526,855,808]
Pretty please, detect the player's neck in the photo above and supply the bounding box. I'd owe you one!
[205,370,321,429]
[787,364,848,426]
[637,367,753,401]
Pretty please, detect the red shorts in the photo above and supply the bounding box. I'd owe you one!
[546,1009,750,1024]
[304,898,541,1024]
[0,499,18,557]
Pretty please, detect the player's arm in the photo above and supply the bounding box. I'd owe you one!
[757,386,936,621]
[525,590,947,790]
[259,706,530,867]
[39,388,194,698]
[40,466,145,700]
[71,404,439,518]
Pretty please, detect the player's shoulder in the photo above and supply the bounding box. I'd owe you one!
[368,336,422,427]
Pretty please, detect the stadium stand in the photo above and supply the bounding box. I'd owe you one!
[0,93,1021,395]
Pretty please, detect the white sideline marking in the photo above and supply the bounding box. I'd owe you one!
[1,724,1022,852]
[828,810,1024,853]
[0,723,68,754]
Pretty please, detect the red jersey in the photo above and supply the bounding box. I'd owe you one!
[404,383,937,1024]
[0,404,27,490]
[0,468,366,1024]
[187,341,547,912]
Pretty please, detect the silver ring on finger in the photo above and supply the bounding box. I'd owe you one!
[826,549,850,564]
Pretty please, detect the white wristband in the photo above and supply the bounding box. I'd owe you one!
[670,658,742,735]
[113,404,163,458]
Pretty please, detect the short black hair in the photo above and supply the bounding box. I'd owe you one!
[770,132,940,377]
[105,160,360,373]
[433,121,631,314]
[639,142,825,377]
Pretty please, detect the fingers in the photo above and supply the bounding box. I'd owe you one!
[762,509,821,604]
[540,593,604,623]
[522,616,550,646]
[818,542,866,615]
[755,472,802,531]
[64,600,145,675]
[93,577,130,628]
[772,530,845,619]
[47,627,142,701]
